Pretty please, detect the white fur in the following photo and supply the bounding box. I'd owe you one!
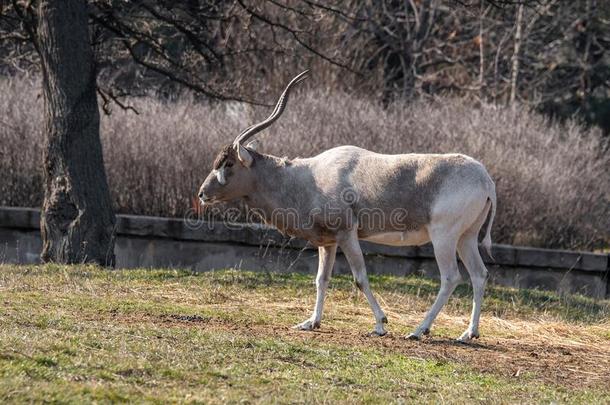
[213,164,226,185]
[362,229,430,246]
[202,130,496,342]
[295,167,495,342]
[201,71,496,341]
[404,180,492,341]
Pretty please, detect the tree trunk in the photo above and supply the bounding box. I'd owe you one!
[579,0,595,109]
[509,3,524,107]
[37,0,116,265]
[479,0,485,99]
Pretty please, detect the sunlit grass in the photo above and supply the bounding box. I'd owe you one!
[1,264,609,403]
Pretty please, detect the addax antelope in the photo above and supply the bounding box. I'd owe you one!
[198,71,496,342]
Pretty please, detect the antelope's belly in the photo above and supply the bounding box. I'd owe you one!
[361,229,430,247]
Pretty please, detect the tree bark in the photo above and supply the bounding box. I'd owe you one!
[509,3,524,107]
[479,0,485,99]
[37,0,116,265]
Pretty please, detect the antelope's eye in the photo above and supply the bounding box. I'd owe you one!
[225,162,234,168]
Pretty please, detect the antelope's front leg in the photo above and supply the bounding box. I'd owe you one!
[338,231,387,336]
[295,245,337,331]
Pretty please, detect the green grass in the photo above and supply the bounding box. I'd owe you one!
[1,264,609,404]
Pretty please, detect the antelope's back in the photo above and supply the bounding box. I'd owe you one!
[304,145,493,232]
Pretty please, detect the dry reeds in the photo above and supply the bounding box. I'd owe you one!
[1,76,608,249]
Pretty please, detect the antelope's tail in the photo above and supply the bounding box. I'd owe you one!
[482,186,496,260]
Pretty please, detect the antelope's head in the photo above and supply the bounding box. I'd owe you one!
[198,70,308,205]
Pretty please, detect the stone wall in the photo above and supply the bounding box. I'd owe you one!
[1,206,608,298]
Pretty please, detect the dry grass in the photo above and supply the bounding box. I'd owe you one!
[1,265,609,403]
[1,75,609,249]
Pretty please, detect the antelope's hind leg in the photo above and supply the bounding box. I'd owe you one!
[456,235,488,342]
[407,232,461,340]
[295,245,337,331]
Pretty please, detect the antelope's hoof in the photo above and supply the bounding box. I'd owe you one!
[294,319,320,331]
[368,328,387,337]
[457,330,480,343]
[406,328,429,341]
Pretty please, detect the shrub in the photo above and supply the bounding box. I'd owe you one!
[1,76,608,250]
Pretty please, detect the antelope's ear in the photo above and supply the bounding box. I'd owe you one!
[235,143,253,167]
[245,139,260,152]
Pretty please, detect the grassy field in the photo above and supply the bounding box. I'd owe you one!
[1,265,609,404]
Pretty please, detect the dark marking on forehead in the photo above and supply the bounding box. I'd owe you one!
[213,144,236,169]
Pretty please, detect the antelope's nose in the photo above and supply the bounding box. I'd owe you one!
[198,191,204,199]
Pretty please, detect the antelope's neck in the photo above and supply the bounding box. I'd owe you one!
[243,156,301,230]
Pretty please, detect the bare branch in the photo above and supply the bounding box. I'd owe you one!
[97,86,140,116]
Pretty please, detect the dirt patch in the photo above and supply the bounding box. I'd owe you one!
[313,331,604,390]
[153,315,610,391]
[96,309,609,391]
